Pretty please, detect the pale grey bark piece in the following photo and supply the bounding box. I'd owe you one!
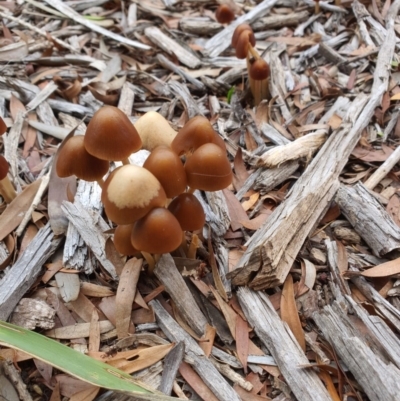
[10,298,56,330]
[0,224,61,320]
[314,302,400,401]
[168,81,203,119]
[26,81,58,111]
[253,11,309,30]
[55,271,80,303]
[4,111,24,181]
[203,0,279,58]
[179,18,222,36]
[237,288,331,401]
[345,295,400,370]
[260,123,290,146]
[118,82,135,116]
[158,342,185,395]
[229,0,400,290]
[145,27,200,69]
[150,299,242,401]
[61,200,117,279]
[335,183,400,257]
[154,254,208,336]
[63,180,102,273]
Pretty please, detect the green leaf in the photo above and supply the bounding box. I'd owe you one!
[227,87,235,104]
[0,321,177,400]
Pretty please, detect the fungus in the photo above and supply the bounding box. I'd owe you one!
[0,116,7,136]
[249,58,270,107]
[84,106,142,164]
[168,193,205,231]
[131,207,182,254]
[113,224,138,256]
[232,24,258,60]
[101,165,166,225]
[171,115,225,157]
[56,135,109,187]
[0,155,16,203]
[134,111,177,151]
[215,4,235,24]
[315,0,320,13]
[143,145,187,198]
[185,143,233,191]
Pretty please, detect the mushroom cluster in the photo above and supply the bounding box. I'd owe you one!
[56,107,233,266]
[231,24,270,106]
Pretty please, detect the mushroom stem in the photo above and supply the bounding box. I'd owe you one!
[253,77,270,106]
[315,1,320,13]
[187,187,195,194]
[180,230,188,255]
[187,233,200,260]
[335,0,340,5]
[121,158,130,165]
[0,176,16,204]
[142,251,156,274]
[248,44,260,60]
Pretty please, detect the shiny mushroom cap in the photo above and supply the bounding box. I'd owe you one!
[134,111,177,151]
[84,106,142,161]
[168,193,205,231]
[171,116,225,156]
[232,24,255,59]
[185,143,233,191]
[102,165,166,225]
[216,4,235,24]
[143,145,187,198]
[131,207,182,254]
[249,59,270,80]
[114,224,138,256]
[56,135,109,181]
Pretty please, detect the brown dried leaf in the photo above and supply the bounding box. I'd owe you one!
[387,193,400,227]
[240,209,272,231]
[223,188,249,231]
[80,282,114,298]
[88,309,100,353]
[0,179,43,241]
[361,257,400,278]
[179,361,219,401]
[116,258,142,338]
[235,314,249,373]
[107,343,174,374]
[351,144,393,162]
[199,323,216,357]
[49,382,61,401]
[280,274,305,351]
[69,387,100,401]
[233,148,250,191]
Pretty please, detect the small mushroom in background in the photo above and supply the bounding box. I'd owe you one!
[143,145,187,199]
[0,155,16,204]
[101,165,166,225]
[84,105,142,165]
[215,4,235,24]
[134,111,177,151]
[231,24,271,106]
[56,135,109,187]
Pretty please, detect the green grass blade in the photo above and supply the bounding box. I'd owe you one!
[0,321,176,399]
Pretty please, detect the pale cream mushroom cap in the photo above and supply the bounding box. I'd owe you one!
[134,111,177,151]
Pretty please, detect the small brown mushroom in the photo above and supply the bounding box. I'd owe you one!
[168,193,205,231]
[131,207,182,254]
[101,165,166,224]
[215,4,235,24]
[249,58,270,106]
[113,224,138,256]
[56,135,109,186]
[143,145,187,198]
[232,24,258,60]
[84,106,142,164]
[0,155,16,203]
[185,143,232,191]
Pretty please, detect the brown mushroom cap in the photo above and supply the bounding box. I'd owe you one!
[232,24,255,49]
[235,30,256,59]
[168,193,205,231]
[0,117,7,136]
[56,135,109,181]
[249,59,270,80]
[131,207,182,254]
[84,106,142,161]
[0,155,9,180]
[114,224,138,256]
[134,111,177,151]
[102,165,166,224]
[216,4,235,24]
[171,116,225,156]
[143,145,187,198]
[185,143,233,191]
